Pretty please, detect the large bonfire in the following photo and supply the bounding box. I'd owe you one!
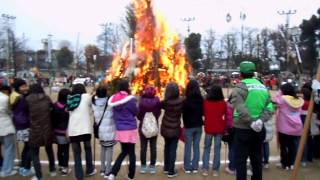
[106,0,191,95]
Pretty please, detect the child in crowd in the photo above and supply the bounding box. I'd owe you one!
[275,83,304,170]
[224,96,236,175]
[137,86,161,174]
[107,79,139,180]
[0,85,16,177]
[68,84,96,180]
[202,85,227,177]
[26,84,56,180]
[161,82,184,178]
[262,120,274,169]
[182,80,203,174]
[52,88,71,176]
[300,83,313,166]
[10,79,33,177]
[92,86,116,178]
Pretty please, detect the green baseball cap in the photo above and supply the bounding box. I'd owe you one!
[240,61,256,73]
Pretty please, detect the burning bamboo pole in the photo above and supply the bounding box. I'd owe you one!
[290,63,320,180]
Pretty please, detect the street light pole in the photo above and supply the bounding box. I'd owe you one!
[240,12,246,57]
[1,14,16,76]
[226,13,232,96]
[277,10,297,70]
[182,17,195,36]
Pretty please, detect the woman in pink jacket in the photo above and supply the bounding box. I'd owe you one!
[275,83,304,170]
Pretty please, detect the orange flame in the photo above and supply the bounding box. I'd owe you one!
[106,0,191,95]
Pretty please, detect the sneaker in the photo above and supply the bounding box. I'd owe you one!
[86,169,97,176]
[104,174,109,179]
[100,170,105,176]
[49,171,57,177]
[21,168,34,177]
[107,174,115,180]
[61,168,71,176]
[225,167,236,175]
[163,169,169,174]
[140,165,148,174]
[202,169,209,176]
[0,170,18,177]
[126,175,134,180]
[149,165,157,174]
[192,169,198,174]
[213,170,219,177]
[30,176,42,180]
[301,162,307,167]
[167,171,178,178]
[263,164,270,169]
[247,169,253,176]
[183,168,192,174]
[290,165,294,170]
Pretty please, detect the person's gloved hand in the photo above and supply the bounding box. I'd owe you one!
[250,119,263,132]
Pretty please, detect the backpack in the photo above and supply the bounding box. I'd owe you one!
[141,112,158,138]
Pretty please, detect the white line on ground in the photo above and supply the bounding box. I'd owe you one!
[14,156,280,166]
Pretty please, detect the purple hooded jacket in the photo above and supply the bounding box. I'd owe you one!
[12,95,30,130]
[137,87,161,130]
[108,91,139,131]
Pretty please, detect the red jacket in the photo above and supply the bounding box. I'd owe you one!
[204,100,227,135]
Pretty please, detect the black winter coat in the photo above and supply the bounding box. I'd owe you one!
[160,97,184,138]
[182,96,204,128]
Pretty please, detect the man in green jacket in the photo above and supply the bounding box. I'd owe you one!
[231,61,273,180]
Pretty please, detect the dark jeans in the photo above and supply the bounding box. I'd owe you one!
[278,132,299,168]
[71,140,94,180]
[57,144,70,167]
[228,141,236,171]
[164,137,179,175]
[0,142,2,167]
[111,143,136,179]
[30,145,56,179]
[262,142,269,164]
[21,142,32,169]
[300,115,314,162]
[234,128,265,180]
[140,133,157,166]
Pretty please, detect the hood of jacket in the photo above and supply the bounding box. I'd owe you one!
[108,91,135,108]
[94,97,107,107]
[282,95,304,109]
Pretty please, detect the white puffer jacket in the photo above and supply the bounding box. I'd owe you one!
[0,92,15,136]
[92,97,115,142]
[68,94,93,137]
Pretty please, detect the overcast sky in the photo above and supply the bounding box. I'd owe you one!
[1,0,319,50]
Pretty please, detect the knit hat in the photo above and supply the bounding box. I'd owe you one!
[13,78,27,92]
[240,61,256,74]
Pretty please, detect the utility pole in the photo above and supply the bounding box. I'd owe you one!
[240,12,246,57]
[1,14,16,75]
[226,13,232,96]
[182,17,195,36]
[277,10,297,70]
[100,22,112,55]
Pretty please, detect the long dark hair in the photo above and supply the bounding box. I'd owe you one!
[117,79,130,94]
[58,88,71,104]
[185,80,202,99]
[164,82,180,101]
[92,86,108,105]
[207,84,224,101]
[28,84,44,94]
[281,83,298,99]
[72,83,86,95]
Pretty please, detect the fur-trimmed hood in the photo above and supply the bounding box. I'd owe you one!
[108,91,136,107]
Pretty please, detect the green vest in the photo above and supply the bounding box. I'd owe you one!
[234,78,272,121]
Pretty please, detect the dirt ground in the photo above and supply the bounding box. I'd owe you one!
[5,88,320,180]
